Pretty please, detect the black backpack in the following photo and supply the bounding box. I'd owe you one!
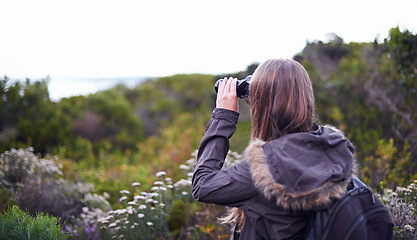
[305,176,394,240]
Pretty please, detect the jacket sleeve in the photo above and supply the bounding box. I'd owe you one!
[191,108,256,207]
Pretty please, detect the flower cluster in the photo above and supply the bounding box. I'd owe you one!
[377,180,417,239]
[78,171,175,239]
[0,148,91,224]
[0,148,63,189]
[74,150,244,239]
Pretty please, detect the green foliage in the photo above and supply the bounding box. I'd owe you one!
[0,205,65,240]
[362,138,412,190]
[135,112,207,181]
[86,89,145,150]
[167,199,187,239]
[385,27,417,76]
[302,27,417,189]
[129,74,215,135]
[0,188,16,212]
[1,77,54,154]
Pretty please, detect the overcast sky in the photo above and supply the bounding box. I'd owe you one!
[1,0,416,99]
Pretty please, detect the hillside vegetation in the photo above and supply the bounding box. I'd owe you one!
[0,27,416,239]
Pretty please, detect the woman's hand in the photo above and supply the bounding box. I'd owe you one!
[216,77,239,112]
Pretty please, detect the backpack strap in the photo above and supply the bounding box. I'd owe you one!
[304,175,368,240]
[305,175,393,240]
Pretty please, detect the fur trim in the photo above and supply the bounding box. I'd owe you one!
[245,138,351,211]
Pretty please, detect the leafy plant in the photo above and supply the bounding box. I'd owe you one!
[0,205,65,240]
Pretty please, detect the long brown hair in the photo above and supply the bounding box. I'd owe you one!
[250,58,315,141]
[221,59,316,232]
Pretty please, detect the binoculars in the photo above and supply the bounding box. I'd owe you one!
[214,76,251,102]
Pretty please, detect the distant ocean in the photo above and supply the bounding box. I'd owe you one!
[48,77,151,101]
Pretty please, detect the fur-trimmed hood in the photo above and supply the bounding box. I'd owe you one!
[245,125,355,211]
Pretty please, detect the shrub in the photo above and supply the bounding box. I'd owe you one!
[378,180,417,239]
[0,148,92,223]
[0,205,65,240]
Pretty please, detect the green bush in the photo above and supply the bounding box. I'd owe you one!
[0,205,65,240]
[0,148,92,223]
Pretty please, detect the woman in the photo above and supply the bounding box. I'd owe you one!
[191,59,355,239]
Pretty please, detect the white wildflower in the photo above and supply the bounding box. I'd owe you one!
[109,223,117,228]
[154,181,164,186]
[146,199,154,203]
[103,192,110,199]
[186,158,195,165]
[151,186,159,191]
[160,203,165,208]
[147,222,153,226]
[138,213,145,218]
[131,182,141,187]
[159,187,167,191]
[115,209,127,215]
[82,207,89,213]
[139,204,147,210]
[119,196,128,202]
[182,191,188,196]
[405,224,415,231]
[128,201,137,206]
[134,195,146,200]
[156,171,166,177]
[120,190,130,195]
[179,164,190,170]
[174,179,192,187]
